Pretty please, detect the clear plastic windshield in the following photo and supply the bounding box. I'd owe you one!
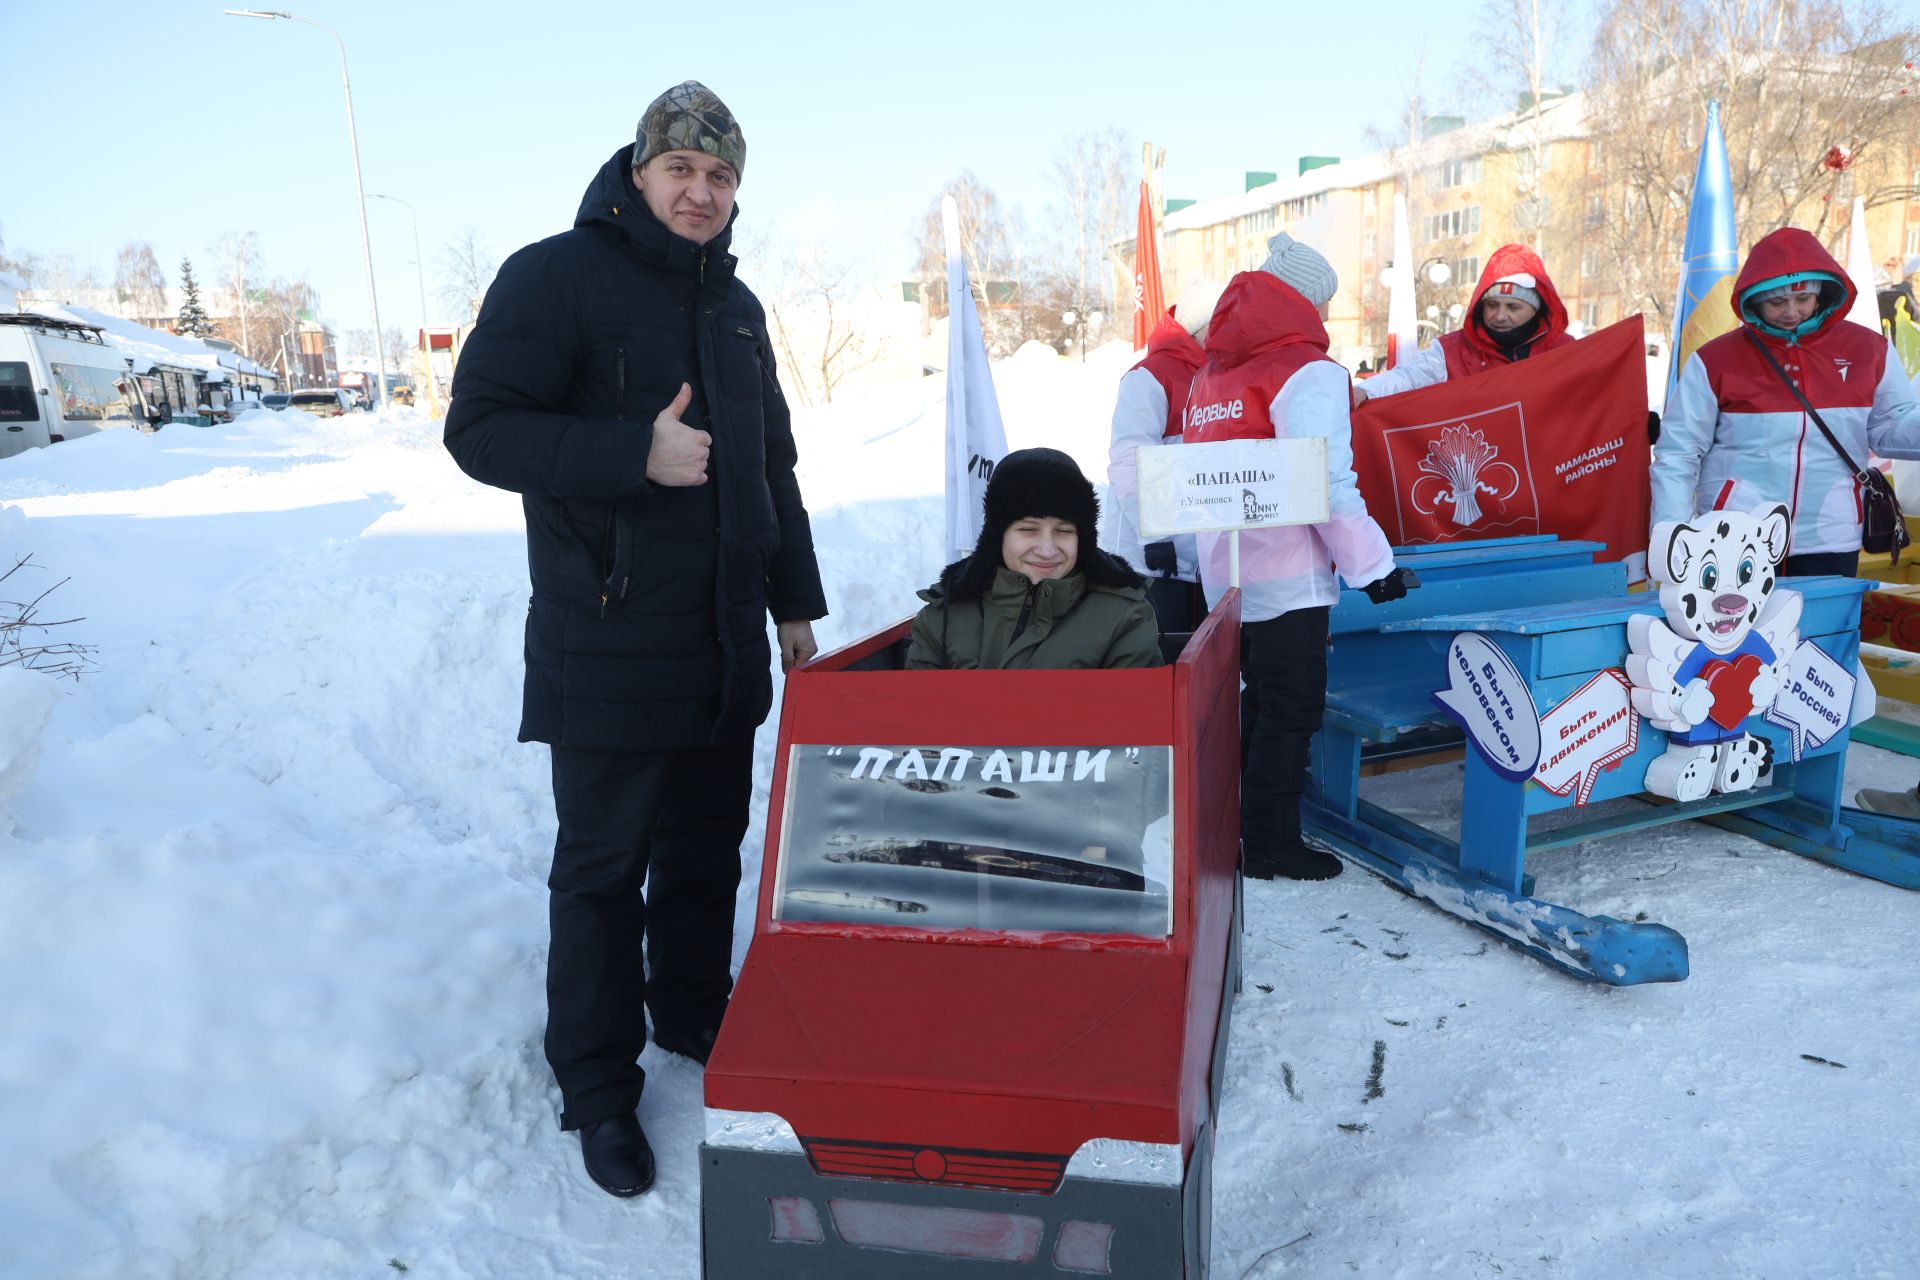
[773,743,1174,937]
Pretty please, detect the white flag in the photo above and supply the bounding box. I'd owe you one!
[1385,193,1417,367]
[1843,196,1881,335]
[943,196,1010,558]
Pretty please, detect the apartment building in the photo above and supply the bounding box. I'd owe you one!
[1129,91,1920,370]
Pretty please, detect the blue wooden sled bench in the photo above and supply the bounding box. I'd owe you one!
[1306,536,1919,985]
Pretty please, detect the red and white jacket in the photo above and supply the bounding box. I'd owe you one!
[1107,309,1205,580]
[1651,227,1920,555]
[1183,272,1395,622]
[1363,244,1576,397]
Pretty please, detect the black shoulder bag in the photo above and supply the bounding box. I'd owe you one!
[1745,329,1909,566]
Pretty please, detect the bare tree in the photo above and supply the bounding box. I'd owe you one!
[438,228,498,324]
[912,173,1025,354]
[42,254,100,293]
[0,225,45,288]
[1584,0,1920,323]
[1045,130,1132,346]
[210,231,261,358]
[1361,52,1448,353]
[762,239,887,408]
[0,555,96,680]
[112,241,168,320]
[340,326,409,366]
[247,276,322,375]
[1470,0,1564,251]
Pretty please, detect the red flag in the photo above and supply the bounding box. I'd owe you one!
[1350,315,1652,575]
[1132,181,1166,350]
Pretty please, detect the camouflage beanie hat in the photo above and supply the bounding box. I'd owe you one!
[633,80,745,178]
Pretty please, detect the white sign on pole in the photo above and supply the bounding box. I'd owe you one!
[1135,437,1330,538]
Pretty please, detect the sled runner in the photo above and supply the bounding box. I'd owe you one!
[700,595,1244,1279]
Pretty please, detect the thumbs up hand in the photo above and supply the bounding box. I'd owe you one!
[645,384,710,487]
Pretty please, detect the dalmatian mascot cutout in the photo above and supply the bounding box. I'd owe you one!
[1626,505,1802,801]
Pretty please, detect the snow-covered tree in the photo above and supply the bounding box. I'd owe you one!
[176,258,213,338]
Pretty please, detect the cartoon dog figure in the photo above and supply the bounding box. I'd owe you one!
[1626,505,1801,801]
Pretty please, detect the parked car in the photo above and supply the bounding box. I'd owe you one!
[288,389,354,418]
[1,312,154,456]
[219,395,266,421]
[261,392,292,411]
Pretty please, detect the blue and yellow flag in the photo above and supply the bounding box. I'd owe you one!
[1668,101,1740,396]
[1893,296,1920,379]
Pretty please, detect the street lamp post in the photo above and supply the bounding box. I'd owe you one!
[224,8,388,408]
[368,192,428,396]
[1418,257,1457,330]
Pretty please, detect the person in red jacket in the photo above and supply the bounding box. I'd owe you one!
[1641,226,1920,820]
[1107,275,1226,632]
[1184,234,1417,880]
[1354,244,1574,403]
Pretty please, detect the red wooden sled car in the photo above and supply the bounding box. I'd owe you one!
[700,594,1243,1279]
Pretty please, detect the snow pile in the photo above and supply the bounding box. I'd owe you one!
[0,666,59,834]
[2,372,1917,1279]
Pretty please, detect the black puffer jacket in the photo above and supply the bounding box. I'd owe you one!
[445,147,827,751]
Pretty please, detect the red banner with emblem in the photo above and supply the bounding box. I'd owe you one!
[1132,181,1166,351]
[1351,315,1651,574]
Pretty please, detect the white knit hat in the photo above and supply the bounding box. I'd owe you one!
[1745,278,1819,307]
[1174,276,1227,337]
[1260,233,1337,308]
[1487,272,1541,310]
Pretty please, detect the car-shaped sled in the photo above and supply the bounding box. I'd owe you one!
[700,594,1244,1279]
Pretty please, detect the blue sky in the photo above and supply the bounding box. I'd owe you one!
[2,0,1568,337]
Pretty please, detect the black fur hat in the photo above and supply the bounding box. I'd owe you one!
[938,447,1141,600]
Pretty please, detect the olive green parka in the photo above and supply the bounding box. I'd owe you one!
[905,555,1163,670]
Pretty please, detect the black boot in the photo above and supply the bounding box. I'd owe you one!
[1243,837,1344,881]
[577,1111,655,1197]
[1244,794,1343,881]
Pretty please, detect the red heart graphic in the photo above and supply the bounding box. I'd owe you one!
[1702,654,1765,730]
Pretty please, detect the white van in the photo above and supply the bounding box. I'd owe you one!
[0,312,157,459]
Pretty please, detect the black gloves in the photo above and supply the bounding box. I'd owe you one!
[1647,411,1662,446]
[1360,566,1421,605]
[1143,540,1178,577]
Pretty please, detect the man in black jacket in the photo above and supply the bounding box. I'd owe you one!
[444,81,827,1198]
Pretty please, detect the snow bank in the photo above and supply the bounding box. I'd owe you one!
[1,372,1917,1279]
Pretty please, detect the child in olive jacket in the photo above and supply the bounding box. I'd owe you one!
[907,448,1162,670]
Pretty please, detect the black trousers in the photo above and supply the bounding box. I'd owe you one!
[1146,577,1207,636]
[1781,550,1860,577]
[1240,607,1331,855]
[546,738,752,1129]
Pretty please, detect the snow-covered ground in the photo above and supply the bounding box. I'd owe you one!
[3,352,1917,1279]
